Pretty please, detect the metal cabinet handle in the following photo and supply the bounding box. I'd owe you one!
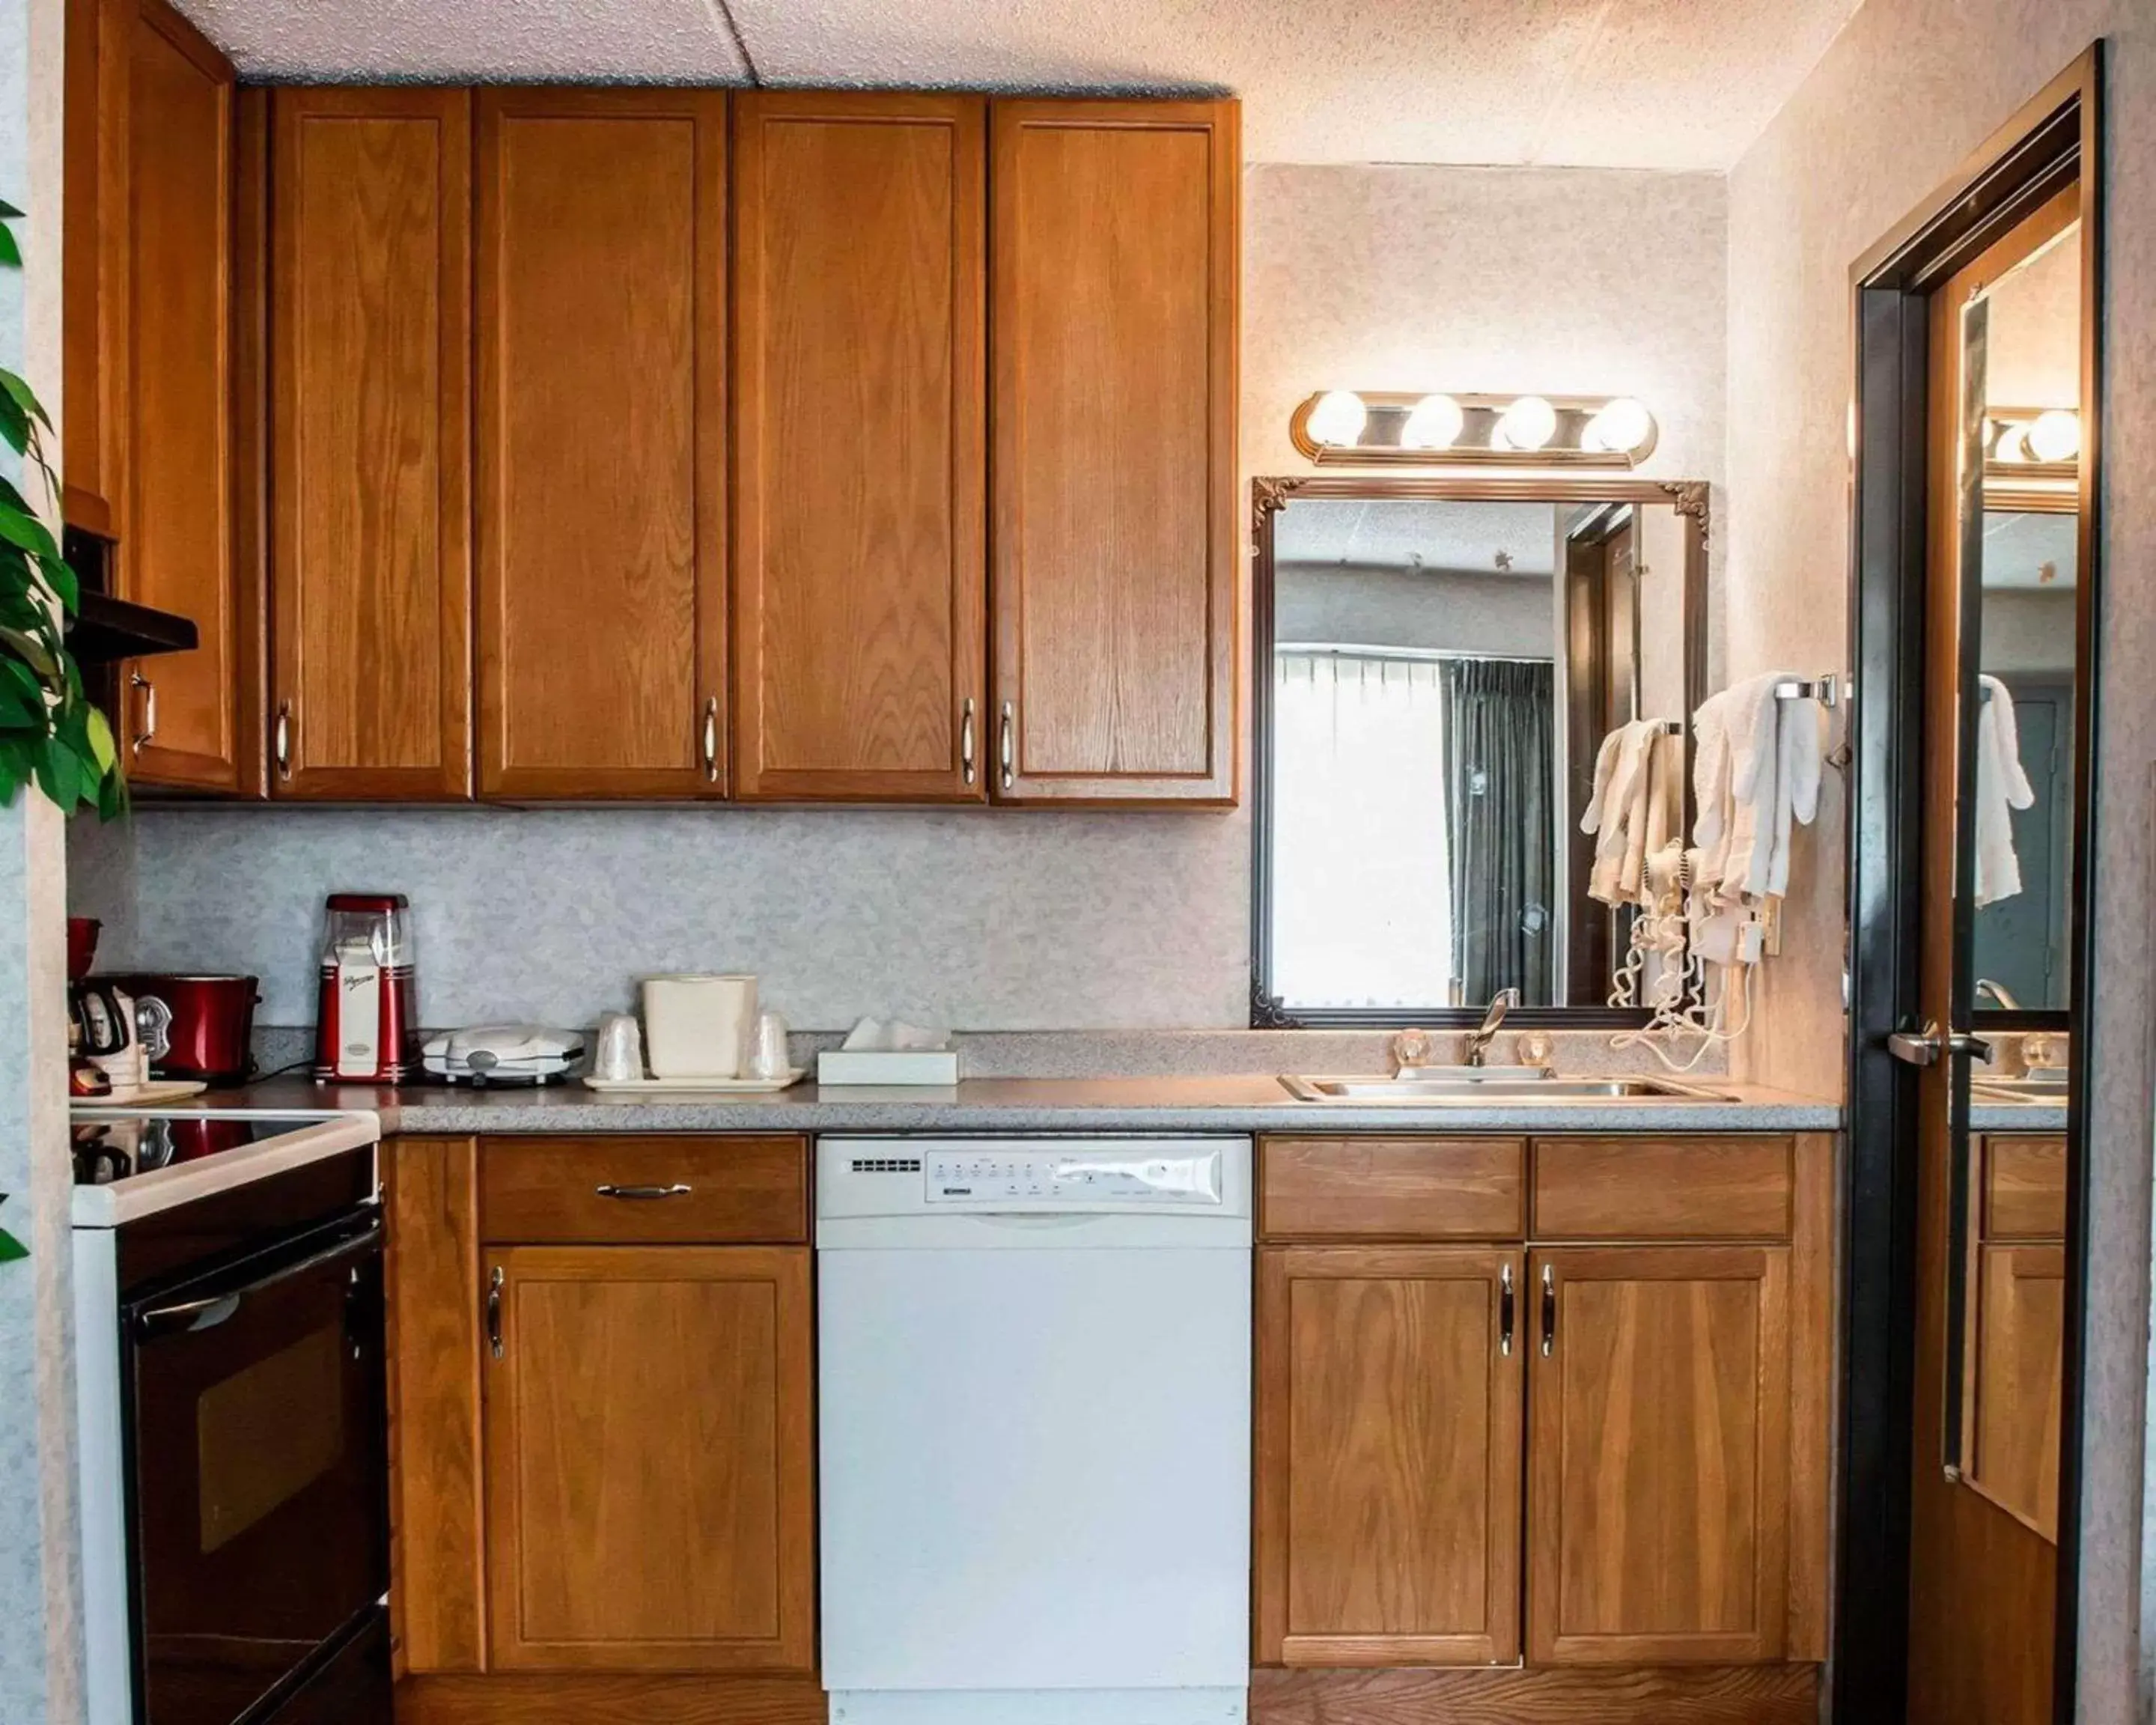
[1886,1020,1996,1068]
[701,696,719,782]
[960,698,977,786]
[487,1265,505,1361]
[998,701,1015,791]
[129,671,155,754]
[273,702,293,779]
[1499,1262,1515,1357]
[1539,1263,1556,1357]
[594,1183,692,1201]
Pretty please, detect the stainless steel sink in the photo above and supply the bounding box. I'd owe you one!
[1279,1074,1732,1102]
[1971,1075,2070,1103]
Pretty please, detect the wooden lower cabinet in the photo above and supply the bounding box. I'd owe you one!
[1255,1246,1523,1667]
[1253,1133,1830,1719]
[484,1244,814,1671]
[1526,1246,1790,1666]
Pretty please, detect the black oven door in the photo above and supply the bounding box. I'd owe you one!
[123,1208,388,1725]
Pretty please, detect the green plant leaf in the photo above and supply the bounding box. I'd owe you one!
[85,705,116,774]
[36,553,76,612]
[0,1226,27,1264]
[0,502,60,563]
[0,370,52,433]
[0,200,23,221]
[0,393,27,457]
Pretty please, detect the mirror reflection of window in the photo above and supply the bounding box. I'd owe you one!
[1263,493,1695,1015]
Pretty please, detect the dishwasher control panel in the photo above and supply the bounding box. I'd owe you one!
[924,1148,1222,1206]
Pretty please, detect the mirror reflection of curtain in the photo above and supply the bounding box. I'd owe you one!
[1270,651,1454,1008]
[1442,658,1556,1004]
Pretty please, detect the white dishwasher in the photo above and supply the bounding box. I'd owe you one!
[817,1135,1252,1725]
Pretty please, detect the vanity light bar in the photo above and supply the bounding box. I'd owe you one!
[1289,390,1659,469]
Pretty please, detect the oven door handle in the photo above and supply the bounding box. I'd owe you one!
[133,1217,384,1342]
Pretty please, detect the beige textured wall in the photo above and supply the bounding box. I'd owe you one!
[1723,4,2152,1715]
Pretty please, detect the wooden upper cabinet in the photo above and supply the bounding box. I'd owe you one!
[269,88,472,800]
[1527,1247,1791,1667]
[731,92,986,802]
[119,0,243,791]
[483,1245,815,1672]
[1256,1245,1523,1669]
[63,0,129,536]
[989,99,1238,805]
[475,89,727,799]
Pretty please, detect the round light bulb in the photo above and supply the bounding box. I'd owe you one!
[1494,395,1558,451]
[2024,408,2080,463]
[1306,390,1368,448]
[1398,393,1464,451]
[1583,397,1653,454]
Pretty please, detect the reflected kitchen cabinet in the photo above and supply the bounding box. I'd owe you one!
[731,91,987,803]
[989,99,1238,805]
[475,88,728,799]
[268,88,473,800]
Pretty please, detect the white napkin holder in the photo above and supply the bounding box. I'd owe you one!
[816,1017,960,1086]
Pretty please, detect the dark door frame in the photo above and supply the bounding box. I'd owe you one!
[1838,43,2101,1725]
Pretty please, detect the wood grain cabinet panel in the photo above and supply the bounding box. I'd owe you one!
[989,99,1237,805]
[732,91,985,802]
[1526,1247,1790,1666]
[1981,1134,2067,1240]
[62,0,130,537]
[478,1136,808,1246]
[1259,1137,1524,1241]
[120,0,243,791]
[483,1245,814,1673]
[1967,1242,2064,1540]
[269,87,472,799]
[1256,1245,1523,1668]
[475,89,727,799]
[1531,1137,1794,1241]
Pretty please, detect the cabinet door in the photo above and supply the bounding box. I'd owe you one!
[731,91,985,802]
[475,89,727,799]
[989,99,1237,805]
[62,0,129,537]
[1255,1245,1523,1667]
[270,88,472,799]
[1967,1243,2064,1540]
[1527,1247,1790,1665]
[483,1245,814,1672]
[120,0,242,790]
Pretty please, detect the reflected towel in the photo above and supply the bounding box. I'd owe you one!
[1973,675,2036,907]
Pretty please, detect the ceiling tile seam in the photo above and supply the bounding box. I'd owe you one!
[702,0,762,85]
[1520,0,1622,167]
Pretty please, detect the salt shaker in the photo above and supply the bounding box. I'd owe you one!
[747,1008,791,1081]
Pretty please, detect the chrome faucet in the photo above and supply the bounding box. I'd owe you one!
[1975,978,2022,1011]
[1464,989,1520,1068]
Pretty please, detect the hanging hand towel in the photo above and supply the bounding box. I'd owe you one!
[1973,674,2036,907]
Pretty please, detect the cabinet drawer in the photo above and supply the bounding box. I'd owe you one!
[1531,1137,1794,1241]
[1982,1136,2067,1240]
[1259,1137,1524,1239]
[480,1137,808,1244]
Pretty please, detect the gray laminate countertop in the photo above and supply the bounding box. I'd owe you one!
[199,1074,1845,1136]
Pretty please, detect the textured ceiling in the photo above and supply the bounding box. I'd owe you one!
[1276,499,1560,577]
[169,0,1864,169]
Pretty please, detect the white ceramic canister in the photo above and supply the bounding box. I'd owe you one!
[640,974,758,1079]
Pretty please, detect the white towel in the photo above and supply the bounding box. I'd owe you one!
[1720,672,1785,901]
[1581,719,1668,907]
[1684,669,1827,962]
[1973,675,2035,907]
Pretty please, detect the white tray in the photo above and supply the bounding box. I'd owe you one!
[582,1068,806,1095]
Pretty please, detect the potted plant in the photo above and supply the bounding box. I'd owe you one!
[0,198,123,817]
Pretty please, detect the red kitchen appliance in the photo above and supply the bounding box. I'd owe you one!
[314,893,419,1083]
[112,975,261,1085]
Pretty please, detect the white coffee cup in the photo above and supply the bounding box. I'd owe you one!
[641,974,758,1080]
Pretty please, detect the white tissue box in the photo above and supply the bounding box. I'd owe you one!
[816,1050,960,1086]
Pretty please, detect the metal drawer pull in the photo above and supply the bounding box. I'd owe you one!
[594,1183,693,1201]
[274,702,293,778]
[701,697,719,782]
[487,1265,505,1360]
[1498,1262,1515,1357]
[960,698,977,785]
[130,671,156,753]
[999,701,1015,791]
[1539,1263,1556,1357]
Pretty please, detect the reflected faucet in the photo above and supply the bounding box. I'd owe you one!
[1975,978,2023,1011]
[1464,989,1520,1068]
